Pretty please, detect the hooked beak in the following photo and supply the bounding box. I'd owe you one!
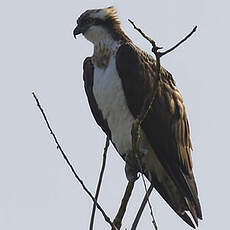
[73,25,85,38]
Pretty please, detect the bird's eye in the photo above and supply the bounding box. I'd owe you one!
[85,18,93,24]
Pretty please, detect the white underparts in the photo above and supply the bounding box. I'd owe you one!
[91,40,174,185]
[93,51,134,155]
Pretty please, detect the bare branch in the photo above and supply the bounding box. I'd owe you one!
[160,26,197,57]
[128,19,162,51]
[32,92,117,230]
[89,136,110,230]
[129,18,197,58]
[140,174,157,229]
[113,181,135,230]
[131,184,154,230]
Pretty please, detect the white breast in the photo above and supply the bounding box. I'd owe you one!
[92,51,170,183]
[93,54,135,156]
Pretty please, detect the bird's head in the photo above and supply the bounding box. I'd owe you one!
[73,6,129,44]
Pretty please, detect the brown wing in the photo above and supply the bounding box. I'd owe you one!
[116,42,202,224]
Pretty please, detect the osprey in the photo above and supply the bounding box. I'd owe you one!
[73,6,202,228]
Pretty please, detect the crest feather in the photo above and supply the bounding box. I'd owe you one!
[90,6,120,25]
[105,6,119,21]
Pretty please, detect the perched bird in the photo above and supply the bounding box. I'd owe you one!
[73,6,202,228]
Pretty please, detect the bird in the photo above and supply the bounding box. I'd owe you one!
[73,6,202,228]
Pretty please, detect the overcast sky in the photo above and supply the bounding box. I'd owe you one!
[1,0,230,229]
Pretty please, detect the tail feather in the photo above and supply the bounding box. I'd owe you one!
[148,172,201,228]
[183,172,203,220]
[185,197,198,227]
[179,212,196,229]
[166,166,202,222]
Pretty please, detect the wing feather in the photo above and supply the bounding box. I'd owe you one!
[116,42,202,223]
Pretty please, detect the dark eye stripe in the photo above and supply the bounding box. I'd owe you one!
[79,17,93,26]
[86,18,93,23]
[94,18,104,25]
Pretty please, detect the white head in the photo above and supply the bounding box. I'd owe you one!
[73,6,130,44]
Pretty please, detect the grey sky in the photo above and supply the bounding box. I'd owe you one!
[1,0,229,229]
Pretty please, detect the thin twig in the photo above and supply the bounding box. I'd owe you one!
[113,181,135,230]
[89,136,110,230]
[128,19,197,230]
[129,19,197,58]
[32,92,117,230]
[159,26,197,57]
[140,175,157,229]
[128,19,162,51]
[131,184,154,230]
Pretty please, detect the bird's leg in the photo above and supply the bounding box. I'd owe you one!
[124,150,142,182]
